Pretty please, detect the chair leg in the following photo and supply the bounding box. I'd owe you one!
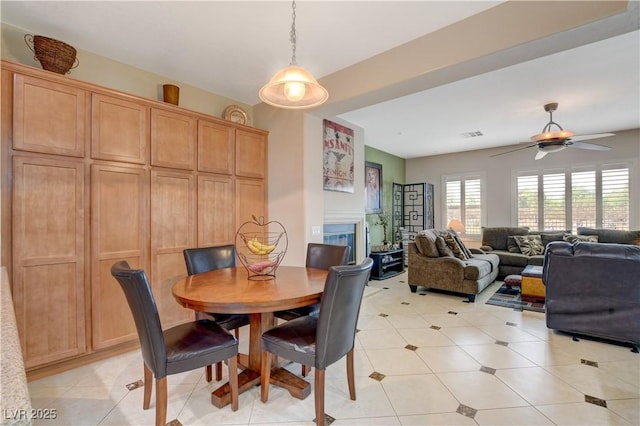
[260,350,272,402]
[314,368,325,426]
[143,363,152,410]
[155,376,167,426]
[346,349,356,400]
[301,364,311,377]
[206,365,213,382]
[216,361,223,381]
[228,353,239,411]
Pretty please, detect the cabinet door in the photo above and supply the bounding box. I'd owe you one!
[151,170,194,328]
[198,174,234,246]
[91,164,148,349]
[12,156,86,368]
[198,119,234,174]
[236,177,266,229]
[235,128,266,178]
[13,74,87,157]
[151,108,196,170]
[91,93,148,164]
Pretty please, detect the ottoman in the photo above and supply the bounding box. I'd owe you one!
[504,274,522,290]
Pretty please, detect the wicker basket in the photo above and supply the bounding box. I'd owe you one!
[25,34,79,74]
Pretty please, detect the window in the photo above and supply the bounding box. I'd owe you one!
[516,165,631,231]
[444,174,484,235]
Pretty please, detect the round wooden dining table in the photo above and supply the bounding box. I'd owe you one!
[172,265,328,408]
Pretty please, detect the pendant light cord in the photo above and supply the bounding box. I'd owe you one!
[289,0,297,65]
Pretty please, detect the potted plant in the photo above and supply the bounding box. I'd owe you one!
[375,212,391,246]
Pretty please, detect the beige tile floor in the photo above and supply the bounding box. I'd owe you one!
[28,273,640,425]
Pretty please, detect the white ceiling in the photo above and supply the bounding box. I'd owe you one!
[2,1,639,159]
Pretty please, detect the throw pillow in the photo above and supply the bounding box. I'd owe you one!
[451,232,474,259]
[513,235,545,256]
[507,236,522,253]
[435,236,454,257]
[414,234,440,258]
[563,234,599,243]
[442,233,468,260]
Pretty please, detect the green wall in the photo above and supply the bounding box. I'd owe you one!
[364,146,405,245]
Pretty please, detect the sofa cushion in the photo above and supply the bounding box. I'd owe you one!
[474,253,500,271]
[513,235,544,255]
[540,233,565,247]
[527,255,545,266]
[507,236,521,253]
[494,251,529,267]
[435,237,454,257]
[452,233,474,259]
[482,227,529,251]
[577,227,640,245]
[414,233,440,258]
[464,258,492,280]
[563,234,598,243]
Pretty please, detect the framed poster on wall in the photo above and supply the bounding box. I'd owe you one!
[365,161,383,214]
[323,119,354,193]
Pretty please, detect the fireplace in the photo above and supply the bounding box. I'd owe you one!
[323,223,356,264]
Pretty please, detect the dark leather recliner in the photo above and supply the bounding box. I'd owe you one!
[111,261,239,426]
[183,245,250,381]
[543,241,640,346]
[260,258,374,426]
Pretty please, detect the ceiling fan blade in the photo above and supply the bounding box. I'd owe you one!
[570,141,612,151]
[569,133,615,142]
[490,144,537,158]
[535,150,548,160]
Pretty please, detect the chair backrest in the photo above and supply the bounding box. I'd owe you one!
[305,243,350,270]
[315,258,373,369]
[110,261,168,377]
[183,245,236,275]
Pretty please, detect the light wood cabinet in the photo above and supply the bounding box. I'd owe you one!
[11,156,86,368]
[2,60,267,374]
[198,174,235,246]
[151,107,197,170]
[91,93,148,164]
[236,128,266,178]
[151,170,194,327]
[13,74,87,157]
[198,119,234,174]
[90,164,148,350]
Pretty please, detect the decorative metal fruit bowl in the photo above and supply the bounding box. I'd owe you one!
[235,215,288,280]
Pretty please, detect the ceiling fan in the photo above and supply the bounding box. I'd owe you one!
[492,102,614,160]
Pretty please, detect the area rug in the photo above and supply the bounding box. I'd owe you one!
[485,284,545,313]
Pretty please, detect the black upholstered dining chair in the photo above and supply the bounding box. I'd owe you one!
[274,243,350,321]
[111,261,239,426]
[260,258,373,426]
[183,245,250,381]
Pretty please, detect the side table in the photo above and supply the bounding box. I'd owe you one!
[369,249,404,280]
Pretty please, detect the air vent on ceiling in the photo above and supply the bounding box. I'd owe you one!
[461,131,484,138]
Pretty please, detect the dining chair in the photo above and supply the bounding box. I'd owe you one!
[274,243,350,321]
[183,245,250,381]
[111,261,239,426]
[260,258,373,426]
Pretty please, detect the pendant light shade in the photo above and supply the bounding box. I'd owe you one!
[259,65,328,109]
[259,1,328,109]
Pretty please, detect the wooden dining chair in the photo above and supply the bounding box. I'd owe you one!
[183,245,250,381]
[260,258,373,426]
[111,261,239,426]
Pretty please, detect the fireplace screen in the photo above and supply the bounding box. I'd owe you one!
[323,223,356,264]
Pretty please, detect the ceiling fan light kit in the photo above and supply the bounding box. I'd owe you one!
[259,0,328,109]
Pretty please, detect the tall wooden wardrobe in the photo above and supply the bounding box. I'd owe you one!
[1,61,268,377]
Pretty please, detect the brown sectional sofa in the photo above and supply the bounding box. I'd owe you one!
[408,229,499,302]
[481,226,640,278]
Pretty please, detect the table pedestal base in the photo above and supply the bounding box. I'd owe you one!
[211,367,311,408]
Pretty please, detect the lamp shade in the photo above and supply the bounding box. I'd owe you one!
[259,65,328,109]
[447,219,465,233]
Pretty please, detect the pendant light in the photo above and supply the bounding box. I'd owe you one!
[259,1,328,109]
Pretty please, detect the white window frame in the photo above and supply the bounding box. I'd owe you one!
[441,172,486,238]
[513,162,634,231]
